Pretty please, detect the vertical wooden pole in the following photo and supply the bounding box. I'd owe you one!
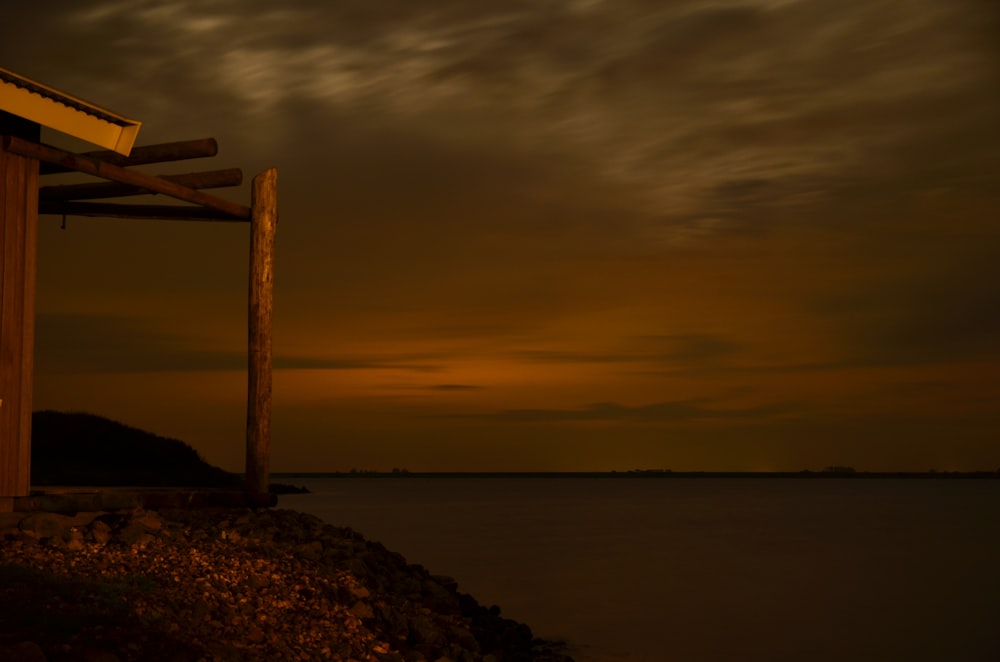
[246,168,276,497]
[0,114,40,506]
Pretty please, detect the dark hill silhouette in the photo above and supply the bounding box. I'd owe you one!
[31,410,240,488]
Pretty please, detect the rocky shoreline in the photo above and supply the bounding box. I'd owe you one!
[0,507,574,662]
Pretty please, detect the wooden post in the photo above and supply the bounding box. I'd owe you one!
[0,113,39,505]
[246,168,276,497]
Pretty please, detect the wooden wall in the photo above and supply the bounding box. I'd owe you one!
[0,113,40,501]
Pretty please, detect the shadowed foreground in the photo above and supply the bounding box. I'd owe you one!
[0,507,573,661]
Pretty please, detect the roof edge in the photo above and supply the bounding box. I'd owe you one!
[0,66,141,154]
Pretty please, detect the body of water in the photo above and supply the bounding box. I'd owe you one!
[279,477,1000,661]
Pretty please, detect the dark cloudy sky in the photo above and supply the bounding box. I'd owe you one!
[3,0,999,472]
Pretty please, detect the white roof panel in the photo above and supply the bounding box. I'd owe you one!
[0,67,141,155]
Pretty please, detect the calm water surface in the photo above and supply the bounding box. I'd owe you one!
[280,478,1000,661]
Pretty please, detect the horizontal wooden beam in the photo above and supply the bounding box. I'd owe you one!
[39,168,243,201]
[40,137,218,175]
[39,201,251,222]
[5,136,250,219]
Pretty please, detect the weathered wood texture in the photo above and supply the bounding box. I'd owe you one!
[246,168,277,496]
[38,201,252,222]
[39,137,218,175]
[4,137,250,219]
[0,119,39,501]
[39,167,242,201]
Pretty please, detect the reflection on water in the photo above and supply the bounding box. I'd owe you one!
[281,478,1000,661]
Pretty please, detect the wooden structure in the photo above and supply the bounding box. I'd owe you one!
[0,67,276,509]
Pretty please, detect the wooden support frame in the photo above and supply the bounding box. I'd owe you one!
[39,138,218,175]
[5,137,250,219]
[1,68,279,506]
[0,117,39,505]
[1,132,275,503]
[246,168,277,497]
[38,201,251,222]
[39,168,242,201]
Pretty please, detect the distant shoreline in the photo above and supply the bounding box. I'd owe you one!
[273,470,1000,480]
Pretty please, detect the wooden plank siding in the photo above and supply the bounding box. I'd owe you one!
[0,117,39,502]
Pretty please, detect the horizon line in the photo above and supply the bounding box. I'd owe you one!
[271,469,1000,478]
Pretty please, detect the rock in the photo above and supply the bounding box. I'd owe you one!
[0,506,574,662]
[410,615,447,647]
[88,519,112,544]
[423,578,459,611]
[0,512,24,531]
[0,641,46,662]
[92,512,127,530]
[18,513,72,540]
[66,529,86,551]
[219,528,242,543]
[101,509,164,547]
[350,600,375,619]
[114,521,155,547]
[77,648,122,662]
[131,509,164,530]
[431,575,458,592]
[296,539,324,559]
[447,625,480,653]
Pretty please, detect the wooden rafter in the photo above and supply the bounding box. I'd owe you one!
[38,201,250,222]
[39,137,218,175]
[4,136,249,219]
[39,168,243,201]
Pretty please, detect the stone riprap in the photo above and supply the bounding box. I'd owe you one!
[0,507,574,662]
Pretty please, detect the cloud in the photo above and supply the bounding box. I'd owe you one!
[505,334,744,371]
[824,251,1000,366]
[642,334,743,365]
[14,0,992,243]
[427,384,483,391]
[275,356,445,373]
[504,350,641,365]
[34,313,448,374]
[34,313,243,374]
[450,399,795,424]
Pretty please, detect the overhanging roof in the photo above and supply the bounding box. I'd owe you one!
[0,66,141,155]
